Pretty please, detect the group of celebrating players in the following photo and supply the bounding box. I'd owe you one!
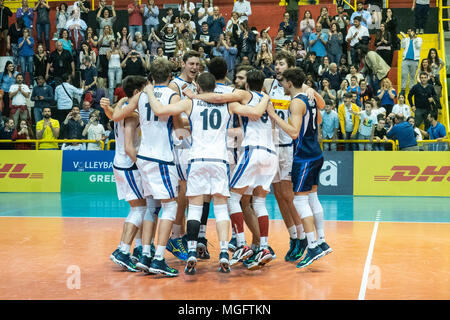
[101,49,332,277]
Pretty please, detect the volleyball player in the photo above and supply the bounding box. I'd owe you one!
[143,72,270,275]
[267,68,332,268]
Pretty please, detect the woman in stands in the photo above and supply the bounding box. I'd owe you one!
[0,62,18,119]
[33,43,48,83]
[79,41,97,71]
[98,24,115,88]
[382,8,399,50]
[11,119,33,150]
[300,10,315,52]
[377,78,397,115]
[86,26,99,56]
[374,22,393,66]
[427,48,444,82]
[58,29,73,54]
[96,2,117,39]
[118,27,132,57]
[336,79,349,105]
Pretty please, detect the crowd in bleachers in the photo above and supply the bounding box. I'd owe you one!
[0,0,447,151]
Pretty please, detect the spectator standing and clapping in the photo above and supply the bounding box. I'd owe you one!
[33,0,50,52]
[96,0,117,39]
[279,12,295,42]
[350,1,372,28]
[118,27,131,56]
[79,41,97,71]
[374,23,393,66]
[309,23,328,64]
[345,16,369,65]
[61,105,86,150]
[0,0,13,56]
[0,62,18,119]
[143,0,159,40]
[128,0,144,41]
[17,28,34,86]
[179,0,195,19]
[34,43,48,82]
[300,10,315,52]
[83,111,105,150]
[320,100,339,151]
[36,107,60,150]
[207,6,226,43]
[232,0,252,24]
[160,23,178,58]
[332,4,350,44]
[86,27,99,56]
[47,41,75,85]
[198,0,214,31]
[317,7,332,34]
[97,25,115,88]
[400,29,422,95]
[107,41,124,103]
[55,3,69,41]
[31,75,53,123]
[408,71,437,129]
[386,113,419,150]
[376,78,397,115]
[16,0,34,30]
[327,23,343,65]
[11,119,33,150]
[54,73,84,124]
[9,73,30,125]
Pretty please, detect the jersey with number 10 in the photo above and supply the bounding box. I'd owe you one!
[188,98,231,162]
[293,93,323,161]
[269,79,292,146]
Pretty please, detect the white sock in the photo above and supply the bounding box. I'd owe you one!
[188,240,197,252]
[260,237,268,249]
[121,243,131,254]
[119,241,123,249]
[143,245,152,257]
[306,231,317,249]
[135,238,142,247]
[297,224,306,240]
[236,232,246,247]
[198,225,207,239]
[171,224,182,239]
[288,225,297,239]
[220,241,228,253]
[153,245,166,261]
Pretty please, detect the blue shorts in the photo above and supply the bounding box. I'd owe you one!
[291,156,324,193]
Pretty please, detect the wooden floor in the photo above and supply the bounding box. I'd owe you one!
[0,215,448,300]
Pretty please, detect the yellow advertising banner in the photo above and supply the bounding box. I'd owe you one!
[354,151,450,197]
[0,151,62,192]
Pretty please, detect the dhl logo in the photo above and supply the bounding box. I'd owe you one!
[0,164,44,179]
[374,166,450,182]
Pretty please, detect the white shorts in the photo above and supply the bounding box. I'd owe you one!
[272,144,293,183]
[186,160,231,197]
[230,147,278,194]
[174,146,189,181]
[113,166,145,202]
[136,157,179,200]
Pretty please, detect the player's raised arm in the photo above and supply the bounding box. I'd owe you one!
[229,92,270,118]
[187,88,250,104]
[268,98,306,139]
[144,84,192,117]
[110,94,141,122]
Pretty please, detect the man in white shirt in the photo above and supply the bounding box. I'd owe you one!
[9,73,31,125]
[345,16,369,65]
[358,101,377,150]
[82,111,105,150]
[54,73,84,124]
[350,1,372,28]
[232,0,252,24]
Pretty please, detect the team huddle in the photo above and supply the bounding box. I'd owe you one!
[101,50,332,277]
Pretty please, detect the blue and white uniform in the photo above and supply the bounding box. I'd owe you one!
[230,91,278,194]
[135,88,179,199]
[291,93,324,193]
[112,102,144,201]
[185,98,231,197]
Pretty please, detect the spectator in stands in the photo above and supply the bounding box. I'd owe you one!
[386,113,419,150]
[302,51,320,80]
[121,50,147,77]
[338,55,349,78]
[320,100,339,151]
[36,107,60,150]
[161,23,178,58]
[78,0,90,23]
[96,1,117,38]
[274,29,287,52]
[309,22,328,63]
[179,0,195,19]
[47,40,75,84]
[427,48,444,82]
[34,43,48,82]
[80,99,94,124]
[55,3,69,41]
[143,0,159,40]
[345,16,369,65]
[11,119,33,149]
[9,73,30,125]
[371,116,389,150]
[33,0,50,52]
[97,25,115,88]
[359,79,373,106]
[415,58,433,83]
[359,45,390,94]
[382,8,399,50]
[336,79,349,105]
[300,10,315,52]
[317,56,330,80]
[374,22,393,66]
[332,5,350,43]
[255,42,273,68]
[376,78,397,115]
[423,111,447,151]
[31,75,53,123]
[117,27,131,56]
[86,27,99,56]
[0,0,13,56]
[131,31,147,56]
[199,0,214,31]
[81,56,97,93]
[16,0,34,30]
[17,28,34,86]
[285,0,299,33]
[79,41,97,71]
[347,75,361,107]
[65,7,87,54]
[317,6,332,34]
[371,96,386,117]
[327,22,343,65]
[83,111,105,150]
[400,29,422,95]
[338,92,360,151]
[207,6,226,42]
[407,116,425,144]
[322,62,341,92]
[128,0,145,41]
[408,71,437,129]
[392,93,411,118]
[233,0,252,24]
[107,41,124,103]
[7,17,24,67]
[54,73,84,124]
[0,62,18,119]
[237,22,256,64]
[320,78,337,106]
[412,0,429,34]
[358,101,378,150]
[218,35,238,80]
[279,12,295,42]
[345,65,364,85]
[59,29,73,55]
[350,1,372,28]
[0,118,15,149]
[61,105,86,150]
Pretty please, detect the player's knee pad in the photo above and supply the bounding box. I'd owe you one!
[227,192,242,215]
[160,201,177,221]
[252,196,268,218]
[214,204,230,222]
[187,204,203,222]
[308,192,323,214]
[125,206,146,228]
[293,195,313,220]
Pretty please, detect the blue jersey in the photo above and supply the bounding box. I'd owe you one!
[293,93,323,162]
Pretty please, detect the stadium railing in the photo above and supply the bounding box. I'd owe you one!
[320,139,398,150]
[0,139,105,150]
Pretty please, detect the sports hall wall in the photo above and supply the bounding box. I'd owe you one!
[1,150,449,197]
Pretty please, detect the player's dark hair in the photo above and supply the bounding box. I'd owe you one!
[282,68,306,88]
[122,75,148,98]
[246,69,265,92]
[197,72,216,93]
[208,57,228,81]
[428,110,438,121]
[182,50,201,63]
[274,51,296,68]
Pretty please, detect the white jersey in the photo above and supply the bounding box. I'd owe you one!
[188,98,231,162]
[241,91,275,152]
[113,102,141,169]
[269,79,292,146]
[170,76,197,100]
[137,87,178,163]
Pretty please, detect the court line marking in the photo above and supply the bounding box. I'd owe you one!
[358,210,381,300]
